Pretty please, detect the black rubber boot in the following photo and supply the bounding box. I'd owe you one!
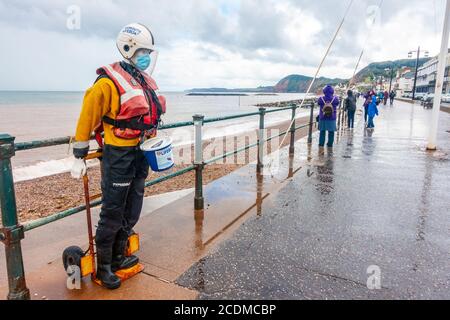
[96,247,121,290]
[111,232,139,272]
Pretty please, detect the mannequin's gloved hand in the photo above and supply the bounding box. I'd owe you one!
[71,140,89,179]
[71,158,87,179]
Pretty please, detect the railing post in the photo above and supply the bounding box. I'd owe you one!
[338,106,341,131]
[0,134,30,300]
[344,106,347,128]
[289,105,297,155]
[341,97,347,130]
[308,103,315,144]
[344,106,347,129]
[337,104,342,130]
[193,115,205,210]
[257,108,266,173]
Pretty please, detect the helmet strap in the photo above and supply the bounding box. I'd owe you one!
[127,57,137,68]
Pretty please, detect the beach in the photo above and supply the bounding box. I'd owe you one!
[14,115,315,223]
[0,91,311,181]
[0,90,316,223]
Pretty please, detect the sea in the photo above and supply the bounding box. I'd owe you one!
[0,91,310,182]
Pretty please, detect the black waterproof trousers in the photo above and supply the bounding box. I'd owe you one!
[95,144,149,255]
[364,105,369,123]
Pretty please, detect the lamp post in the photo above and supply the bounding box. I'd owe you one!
[385,67,395,93]
[408,47,429,100]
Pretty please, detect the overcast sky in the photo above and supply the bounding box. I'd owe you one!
[0,0,448,91]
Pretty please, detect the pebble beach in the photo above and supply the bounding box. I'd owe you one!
[13,115,315,224]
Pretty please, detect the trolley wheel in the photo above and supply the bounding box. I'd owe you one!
[62,246,84,275]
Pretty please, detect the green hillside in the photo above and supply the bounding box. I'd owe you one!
[354,58,431,83]
[187,57,433,94]
[274,74,345,93]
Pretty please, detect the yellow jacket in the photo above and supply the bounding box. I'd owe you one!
[75,77,140,147]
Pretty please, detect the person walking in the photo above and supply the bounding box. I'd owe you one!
[367,96,379,129]
[317,85,340,148]
[363,90,375,125]
[344,90,357,129]
[389,90,396,106]
[71,23,166,289]
[377,91,384,105]
[383,90,389,105]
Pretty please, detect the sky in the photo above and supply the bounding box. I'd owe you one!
[0,0,448,91]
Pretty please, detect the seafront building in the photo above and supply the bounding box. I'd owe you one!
[415,50,450,94]
[394,67,414,95]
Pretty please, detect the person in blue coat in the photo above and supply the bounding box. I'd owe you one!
[367,96,379,129]
[379,91,384,101]
[363,90,375,124]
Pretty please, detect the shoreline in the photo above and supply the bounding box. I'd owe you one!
[256,98,316,108]
[13,115,315,224]
[10,109,310,173]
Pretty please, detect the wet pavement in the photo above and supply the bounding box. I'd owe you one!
[0,128,305,299]
[0,188,194,285]
[1,100,449,300]
[176,101,450,299]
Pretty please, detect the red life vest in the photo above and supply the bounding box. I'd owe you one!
[94,62,166,143]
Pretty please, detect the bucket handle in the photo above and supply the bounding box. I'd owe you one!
[157,129,169,140]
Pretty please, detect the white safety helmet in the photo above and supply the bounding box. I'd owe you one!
[116,23,159,75]
[116,23,155,59]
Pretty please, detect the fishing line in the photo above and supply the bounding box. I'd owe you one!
[274,0,354,151]
[338,0,385,134]
[348,0,384,88]
[265,0,388,174]
[263,0,354,174]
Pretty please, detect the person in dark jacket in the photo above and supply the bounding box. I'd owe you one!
[344,90,357,129]
[389,90,396,106]
[317,85,340,147]
[383,90,389,105]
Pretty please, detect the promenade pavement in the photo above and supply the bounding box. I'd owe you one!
[177,100,450,299]
[2,100,449,300]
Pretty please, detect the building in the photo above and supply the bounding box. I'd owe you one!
[415,50,450,94]
[416,57,438,94]
[394,67,414,95]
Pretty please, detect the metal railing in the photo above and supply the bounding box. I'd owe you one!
[0,101,349,300]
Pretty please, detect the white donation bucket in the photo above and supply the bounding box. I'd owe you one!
[140,137,174,172]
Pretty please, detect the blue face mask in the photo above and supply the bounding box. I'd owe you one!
[135,54,151,71]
